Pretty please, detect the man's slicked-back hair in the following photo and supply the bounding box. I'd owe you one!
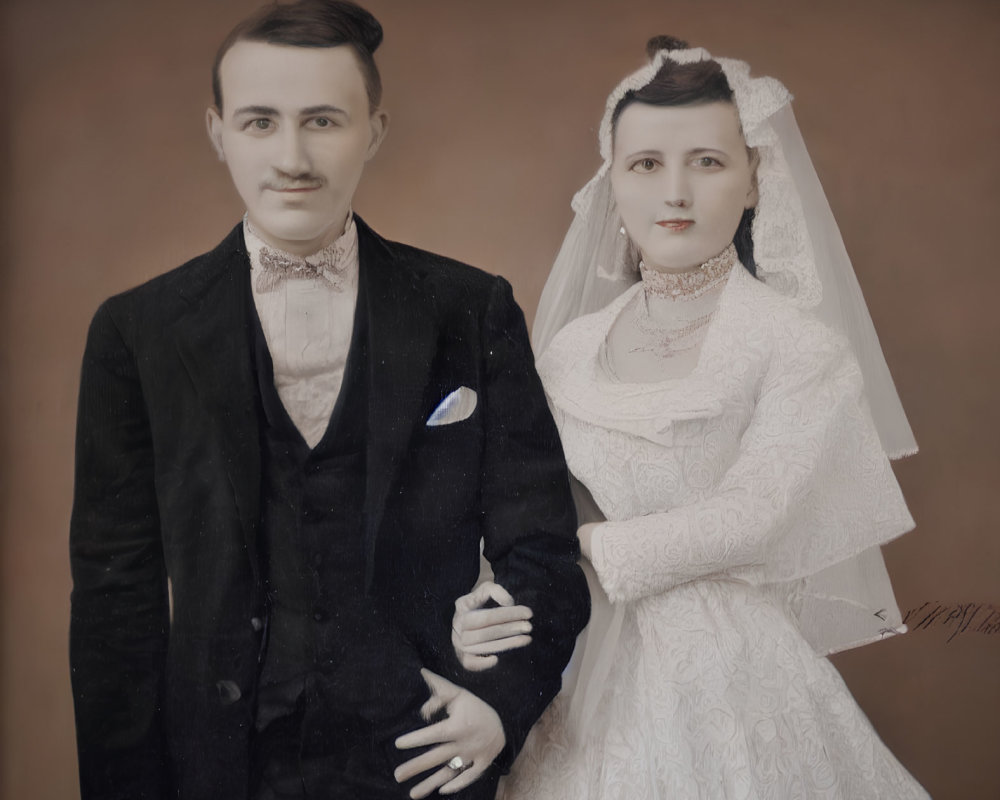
[212,0,384,113]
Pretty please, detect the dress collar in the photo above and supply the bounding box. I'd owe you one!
[537,264,768,445]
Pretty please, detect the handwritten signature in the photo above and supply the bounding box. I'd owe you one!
[902,602,1000,642]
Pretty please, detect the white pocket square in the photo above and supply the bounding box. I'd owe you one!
[427,386,477,426]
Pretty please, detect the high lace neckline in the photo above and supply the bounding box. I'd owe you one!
[639,243,737,301]
[600,244,738,381]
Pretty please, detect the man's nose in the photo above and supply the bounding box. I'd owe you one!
[274,128,311,175]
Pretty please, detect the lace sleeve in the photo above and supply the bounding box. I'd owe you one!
[589,330,914,605]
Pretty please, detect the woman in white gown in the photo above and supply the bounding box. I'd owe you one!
[450,37,929,799]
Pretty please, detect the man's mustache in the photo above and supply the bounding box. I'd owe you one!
[261,174,325,191]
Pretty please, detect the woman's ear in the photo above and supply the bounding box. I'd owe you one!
[745,147,760,209]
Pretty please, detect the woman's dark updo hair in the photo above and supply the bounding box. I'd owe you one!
[612,36,757,275]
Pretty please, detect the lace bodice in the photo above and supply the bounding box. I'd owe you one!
[538,265,913,649]
[501,264,928,799]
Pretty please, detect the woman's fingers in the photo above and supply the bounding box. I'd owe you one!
[451,583,534,668]
[454,581,508,614]
[461,633,532,656]
[462,606,534,629]
[458,653,498,672]
[460,605,533,633]
[452,599,533,669]
[477,580,516,607]
[453,580,526,616]
[457,617,532,645]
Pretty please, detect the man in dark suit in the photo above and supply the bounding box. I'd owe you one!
[68,2,589,798]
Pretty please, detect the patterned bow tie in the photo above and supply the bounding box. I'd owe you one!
[254,248,342,293]
[251,218,358,294]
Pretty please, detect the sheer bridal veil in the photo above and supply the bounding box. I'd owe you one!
[533,44,918,740]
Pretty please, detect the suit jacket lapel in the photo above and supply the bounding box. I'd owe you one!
[167,218,438,591]
[357,218,438,590]
[172,225,262,582]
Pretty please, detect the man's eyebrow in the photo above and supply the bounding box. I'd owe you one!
[232,105,279,117]
[230,104,350,118]
[300,105,349,117]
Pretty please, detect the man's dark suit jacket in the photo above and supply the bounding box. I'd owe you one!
[69,217,590,799]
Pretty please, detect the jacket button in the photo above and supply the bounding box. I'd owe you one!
[216,680,242,705]
[250,616,263,632]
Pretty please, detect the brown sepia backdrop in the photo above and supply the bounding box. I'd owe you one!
[2,1,999,798]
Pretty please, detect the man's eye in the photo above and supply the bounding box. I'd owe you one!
[249,119,272,131]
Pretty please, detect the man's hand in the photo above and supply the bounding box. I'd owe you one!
[451,581,533,671]
[394,669,505,798]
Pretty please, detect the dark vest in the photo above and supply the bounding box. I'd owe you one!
[254,300,370,697]
[245,275,452,799]
[249,278,381,796]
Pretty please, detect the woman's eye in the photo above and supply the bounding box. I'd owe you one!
[632,158,657,173]
[694,156,721,168]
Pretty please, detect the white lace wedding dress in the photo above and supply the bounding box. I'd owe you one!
[501,265,929,799]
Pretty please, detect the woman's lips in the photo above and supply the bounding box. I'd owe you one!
[656,219,694,232]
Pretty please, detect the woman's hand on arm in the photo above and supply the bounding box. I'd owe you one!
[451,581,533,672]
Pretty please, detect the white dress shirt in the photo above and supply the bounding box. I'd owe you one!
[244,215,359,448]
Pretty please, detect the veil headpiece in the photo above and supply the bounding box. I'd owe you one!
[533,44,916,459]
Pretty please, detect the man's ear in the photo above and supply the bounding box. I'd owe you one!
[365,109,390,161]
[745,146,760,209]
[206,106,226,162]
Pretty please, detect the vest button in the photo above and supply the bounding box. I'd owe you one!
[215,680,242,705]
[313,608,327,622]
[250,616,263,632]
